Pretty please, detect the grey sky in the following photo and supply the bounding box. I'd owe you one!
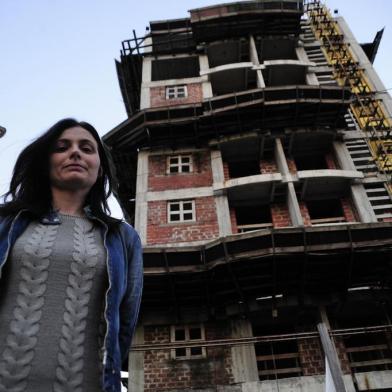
[0,0,391,217]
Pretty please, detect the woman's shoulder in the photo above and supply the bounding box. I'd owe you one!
[112,220,141,246]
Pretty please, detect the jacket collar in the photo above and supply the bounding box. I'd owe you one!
[39,205,95,225]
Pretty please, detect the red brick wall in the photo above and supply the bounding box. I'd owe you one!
[341,198,357,222]
[147,197,219,245]
[325,152,337,170]
[334,337,352,375]
[148,151,213,192]
[271,204,291,227]
[230,208,238,234]
[298,338,324,376]
[260,158,278,174]
[223,162,230,181]
[144,323,233,392]
[150,83,203,108]
[299,202,312,226]
[287,158,297,174]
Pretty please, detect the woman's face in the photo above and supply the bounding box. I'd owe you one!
[49,126,101,193]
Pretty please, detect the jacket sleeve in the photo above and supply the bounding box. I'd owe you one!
[119,224,143,365]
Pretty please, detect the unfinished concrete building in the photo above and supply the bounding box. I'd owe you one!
[103,0,392,390]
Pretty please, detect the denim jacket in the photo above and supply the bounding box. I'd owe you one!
[0,208,143,392]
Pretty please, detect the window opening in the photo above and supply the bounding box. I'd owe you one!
[168,155,192,173]
[166,85,188,99]
[168,200,195,223]
[306,199,345,224]
[171,325,206,359]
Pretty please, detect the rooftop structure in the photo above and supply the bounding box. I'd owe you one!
[104,1,392,391]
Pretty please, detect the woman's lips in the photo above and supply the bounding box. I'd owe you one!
[64,164,86,171]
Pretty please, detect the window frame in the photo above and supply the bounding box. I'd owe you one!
[167,200,196,223]
[167,154,193,174]
[165,85,188,99]
[170,324,206,360]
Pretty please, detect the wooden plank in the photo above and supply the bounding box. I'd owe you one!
[346,344,388,353]
[256,352,300,361]
[258,367,302,376]
[350,358,392,368]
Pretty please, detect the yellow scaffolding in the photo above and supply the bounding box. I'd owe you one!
[305,0,392,187]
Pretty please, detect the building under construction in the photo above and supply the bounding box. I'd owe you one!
[103,1,392,390]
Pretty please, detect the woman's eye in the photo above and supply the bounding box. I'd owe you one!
[53,145,67,152]
[82,146,94,153]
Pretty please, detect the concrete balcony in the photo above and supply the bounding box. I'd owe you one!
[214,173,282,202]
[190,0,304,42]
[297,169,364,198]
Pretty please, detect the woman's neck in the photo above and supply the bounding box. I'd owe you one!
[51,188,87,217]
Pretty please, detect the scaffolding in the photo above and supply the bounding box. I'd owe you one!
[305,0,392,191]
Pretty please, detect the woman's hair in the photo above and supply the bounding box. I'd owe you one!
[0,118,120,227]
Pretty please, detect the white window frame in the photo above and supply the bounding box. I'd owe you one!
[167,200,196,223]
[170,324,206,360]
[167,154,193,174]
[165,85,188,99]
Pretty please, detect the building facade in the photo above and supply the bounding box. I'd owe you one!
[104,1,392,391]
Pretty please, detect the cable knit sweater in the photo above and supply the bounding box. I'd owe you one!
[0,214,107,392]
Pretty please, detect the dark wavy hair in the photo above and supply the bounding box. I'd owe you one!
[0,118,120,227]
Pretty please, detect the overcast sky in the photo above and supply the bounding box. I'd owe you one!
[1,0,391,218]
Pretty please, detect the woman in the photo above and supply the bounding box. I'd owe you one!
[0,118,143,392]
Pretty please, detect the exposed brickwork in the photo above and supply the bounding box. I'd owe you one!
[144,323,233,392]
[334,337,352,375]
[271,204,291,227]
[298,338,324,376]
[299,202,312,226]
[148,151,213,192]
[150,83,203,108]
[325,152,338,169]
[287,158,297,173]
[147,197,219,245]
[230,208,238,234]
[341,198,357,222]
[223,162,230,181]
[260,159,278,174]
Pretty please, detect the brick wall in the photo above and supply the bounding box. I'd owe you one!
[271,203,291,227]
[341,198,357,222]
[148,151,213,192]
[298,338,324,376]
[299,202,312,226]
[230,208,238,234]
[334,337,352,375]
[147,197,219,245]
[144,323,233,392]
[287,158,297,173]
[260,158,278,174]
[325,152,337,170]
[223,162,230,181]
[150,83,203,108]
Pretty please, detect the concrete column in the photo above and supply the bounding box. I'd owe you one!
[128,325,144,392]
[287,182,304,226]
[200,54,213,98]
[274,138,290,177]
[140,58,152,109]
[256,70,266,89]
[230,319,259,383]
[333,141,356,171]
[333,141,377,222]
[211,149,232,236]
[275,138,304,226]
[135,151,149,245]
[351,184,378,223]
[249,35,259,65]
